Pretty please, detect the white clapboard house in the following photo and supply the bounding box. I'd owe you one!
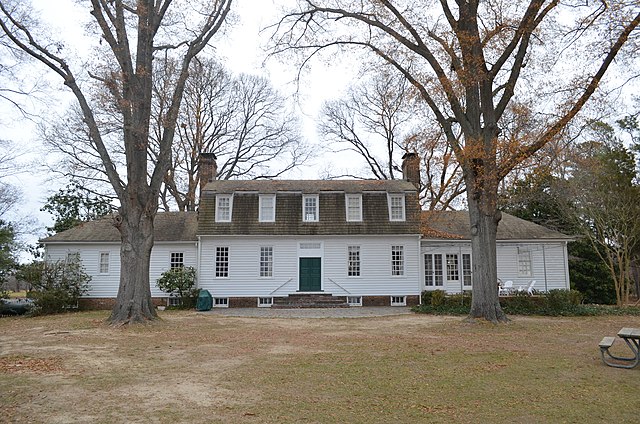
[41,154,572,309]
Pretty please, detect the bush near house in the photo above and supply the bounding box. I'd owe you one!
[156,266,199,309]
[16,258,90,315]
[415,289,640,316]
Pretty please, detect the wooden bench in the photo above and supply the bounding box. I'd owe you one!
[599,336,615,350]
[599,328,640,369]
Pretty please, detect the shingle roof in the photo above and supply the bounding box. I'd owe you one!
[40,212,198,243]
[202,179,417,193]
[421,210,572,240]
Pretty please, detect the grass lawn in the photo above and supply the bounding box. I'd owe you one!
[1,311,639,423]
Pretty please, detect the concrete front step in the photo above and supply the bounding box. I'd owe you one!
[272,293,349,309]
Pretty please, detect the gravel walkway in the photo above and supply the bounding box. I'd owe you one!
[201,306,413,318]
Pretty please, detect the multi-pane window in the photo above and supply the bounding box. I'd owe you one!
[345,194,362,222]
[170,252,184,269]
[215,195,232,222]
[462,253,472,287]
[446,254,459,281]
[389,194,405,221]
[425,254,444,286]
[260,246,273,277]
[517,248,533,277]
[258,297,273,307]
[66,252,80,263]
[99,252,109,274]
[390,296,406,306]
[303,195,319,222]
[347,245,360,277]
[347,296,362,306]
[391,245,404,276]
[215,247,229,277]
[259,195,276,222]
[213,297,229,307]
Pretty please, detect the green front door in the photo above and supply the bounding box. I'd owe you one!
[299,257,322,292]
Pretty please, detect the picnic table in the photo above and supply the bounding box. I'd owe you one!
[599,328,640,369]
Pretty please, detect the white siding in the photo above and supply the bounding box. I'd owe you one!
[420,241,570,294]
[45,242,198,298]
[198,235,421,297]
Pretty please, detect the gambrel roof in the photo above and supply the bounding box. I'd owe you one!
[41,211,198,243]
[201,179,418,194]
[197,179,421,236]
[421,210,572,241]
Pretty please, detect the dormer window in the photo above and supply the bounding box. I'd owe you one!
[215,194,232,222]
[345,194,362,222]
[259,194,276,222]
[303,195,319,222]
[388,194,405,221]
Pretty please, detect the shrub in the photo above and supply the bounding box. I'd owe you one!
[156,267,199,309]
[16,258,90,315]
[430,290,447,307]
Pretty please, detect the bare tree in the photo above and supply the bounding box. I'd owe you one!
[271,1,640,322]
[320,69,465,210]
[151,57,309,211]
[563,132,640,306]
[0,0,232,324]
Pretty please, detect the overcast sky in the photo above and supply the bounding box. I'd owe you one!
[2,0,362,250]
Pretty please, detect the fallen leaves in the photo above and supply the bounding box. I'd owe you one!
[0,355,64,374]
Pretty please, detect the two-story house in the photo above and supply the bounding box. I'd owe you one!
[196,176,422,307]
[41,153,571,309]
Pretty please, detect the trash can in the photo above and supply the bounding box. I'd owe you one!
[196,289,213,311]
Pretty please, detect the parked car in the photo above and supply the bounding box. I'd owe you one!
[0,298,34,316]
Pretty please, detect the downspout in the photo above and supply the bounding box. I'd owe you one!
[563,242,571,289]
[459,244,463,294]
[196,236,202,289]
[543,244,548,292]
[418,235,422,305]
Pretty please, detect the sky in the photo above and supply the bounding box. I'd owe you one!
[1,0,361,253]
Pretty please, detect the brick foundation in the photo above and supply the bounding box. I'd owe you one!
[229,297,259,308]
[79,297,167,311]
[361,295,420,307]
[78,295,419,310]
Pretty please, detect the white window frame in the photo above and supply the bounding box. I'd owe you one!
[170,252,184,269]
[347,245,361,277]
[302,194,319,222]
[424,253,444,287]
[391,245,404,276]
[345,194,362,222]
[213,297,229,308]
[259,194,276,222]
[99,252,110,274]
[388,194,406,221]
[517,247,533,277]
[390,296,407,306]
[215,194,233,222]
[462,253,472,287]
[66,251,80,263]
[215,246,229,278]
[259,246,274,278]
[446,254,460,281]
[347,296,362,306]
[258,297,273,307]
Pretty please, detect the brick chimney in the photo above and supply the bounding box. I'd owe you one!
[401,152,420,189]
[199,153,218,197]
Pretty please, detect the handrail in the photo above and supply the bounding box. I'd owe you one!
[328,278,351,295]
[269,278,293,295]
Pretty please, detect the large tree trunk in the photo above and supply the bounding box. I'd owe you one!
[465,163,508,323]
[109,210,157,324]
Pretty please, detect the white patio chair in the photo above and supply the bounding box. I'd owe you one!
[498,280,513,296]
[518,280,536,295]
